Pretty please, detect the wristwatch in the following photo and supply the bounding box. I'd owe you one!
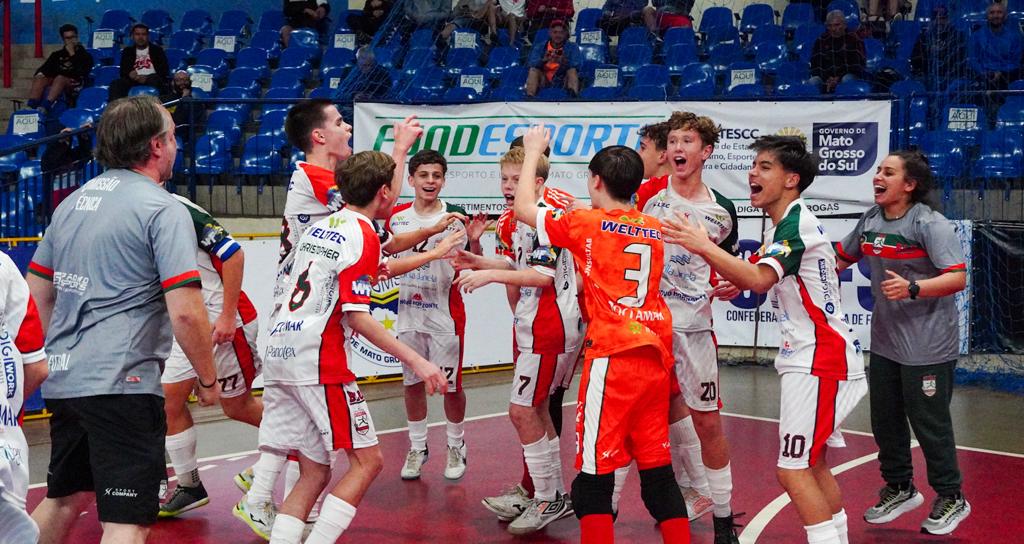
[908,280,920,300]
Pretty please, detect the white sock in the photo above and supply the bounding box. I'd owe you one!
[670,417,709,496]
[706,463,733,518]
[611,465,629,513]
[832,509,849,544]
[283,459,300,500]
[446,420,465,448]
[269,513,305,544]
[548,437,565,495]
[304,494,357,544]
[805,519,841,544]
[523,437,555,501]
[247,451,286,508]
[408,418,428,451]
[166,427,200,488]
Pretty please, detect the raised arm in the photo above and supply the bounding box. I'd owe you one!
[513,126,551,228]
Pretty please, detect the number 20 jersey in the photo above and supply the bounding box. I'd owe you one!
[264,207,381,386]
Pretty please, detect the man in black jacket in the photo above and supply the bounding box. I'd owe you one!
[28,24,93,112]
[109,23,170,100]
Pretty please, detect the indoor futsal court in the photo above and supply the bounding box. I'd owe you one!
[22,365,1024,542]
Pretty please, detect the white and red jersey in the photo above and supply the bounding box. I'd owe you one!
[496,187,581,355]
[751,199,864,381]
[274,162,345,303]
[386,200,467,336]
[0,251,46,428]
[264,207,381,386]
[637,177,739,332]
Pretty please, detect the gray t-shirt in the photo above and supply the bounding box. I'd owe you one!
[836,203,966,365]
[29,169,201,398]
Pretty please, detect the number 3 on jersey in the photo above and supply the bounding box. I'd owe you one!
[617,243,651,307]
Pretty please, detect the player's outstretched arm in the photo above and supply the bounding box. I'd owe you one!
[213,248,244,345]
[165,286,220,406]
[389,115,423,198]
[387,212,467,254]
[452,249,514,272]
[347,312,447,394]
[386,230,466,277]
[455,267,553,294]
[513,126,551,228]
[663,212,779,294]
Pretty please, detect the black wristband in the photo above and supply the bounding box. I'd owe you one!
[197,376,217,388]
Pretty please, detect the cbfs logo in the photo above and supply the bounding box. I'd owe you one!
[812,123,878,176]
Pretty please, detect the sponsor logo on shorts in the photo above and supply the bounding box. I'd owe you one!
[346,389,365,405]
[265,345,297,360]
[104,487,139,498]
[354,409,370,435]
[922,375,937,397]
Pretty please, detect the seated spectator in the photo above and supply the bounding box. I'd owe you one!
[400,0,452,35]
[108,24,170,100]
[642,0,693,34]
[281,0,329,47]
[28,24,92,113]
[910,5,966,91]
[526,19,580,97]
[440,0,496,44]
[809,10,866,93]
[349,0,395,43]
[599,0,649,37]
[494,0,527,45]
[351,46,393,100]
[525,0,575,39]
[162,70,205,141]
[969,2,1022,90]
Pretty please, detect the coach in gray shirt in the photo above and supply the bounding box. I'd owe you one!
[26,95,219,543]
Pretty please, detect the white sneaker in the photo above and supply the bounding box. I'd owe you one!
[233,466,255,493]
[233,496,276,541]
[444,442,467,481]
[682,486,715,521]
[401,448,428,480]
[482,484,531,521]
[507,496,572,535]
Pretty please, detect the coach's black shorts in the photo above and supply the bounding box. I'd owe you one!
[45,394,166,525]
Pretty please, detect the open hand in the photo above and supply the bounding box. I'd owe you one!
[662,211,713,255]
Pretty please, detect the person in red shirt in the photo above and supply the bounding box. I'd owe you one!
[513,125,691,544]
[526,0,575,37]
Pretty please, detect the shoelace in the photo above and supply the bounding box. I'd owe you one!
[931,497,959,518]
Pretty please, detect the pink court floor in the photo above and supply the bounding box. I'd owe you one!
[26,407,1024,543]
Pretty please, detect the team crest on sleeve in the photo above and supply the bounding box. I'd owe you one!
[763,241,792,258]
[352,275,373,297]
[529,246,558,267]
[200,223,226,248]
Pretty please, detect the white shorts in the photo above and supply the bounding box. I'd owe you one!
[161,318,262,399]
[497,0,525,18]
[672,329,720,412]
[777,373,867,470]
[259,382,378,465]
[0,429,29,510]
[399,330,463,393]
[510,351,577,407]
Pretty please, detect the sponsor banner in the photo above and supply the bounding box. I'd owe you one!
[354,101,891,216]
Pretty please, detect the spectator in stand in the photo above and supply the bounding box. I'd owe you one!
[910,6,966,92]
[969,2,1023,91]
[809,10,867,94]
[401,0,452,35]
[162,70,205,141]
[108,24,170,100]
[526,0,575,39]
[28,24,92,113]
[642,0,693,35]
[599,0,649,37]
[526,19,580,97]
[440,0,497,44]
[349,0,395,43]
[493,0,526,45]
[352,46,393,100]
[281,0,330,47]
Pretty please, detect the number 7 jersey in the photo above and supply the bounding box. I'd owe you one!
[536,207,673,368]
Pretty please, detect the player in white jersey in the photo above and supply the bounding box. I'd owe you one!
[384,149,488,482]
[158,196,264,518]
[257,151,446,544]
[0,251,47,544]
[634,112,742,542]
[455,146,582,535]
[664,135,866,544]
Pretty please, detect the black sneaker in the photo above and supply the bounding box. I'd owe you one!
[158,483,209,518]
[713,512,743,544]
[920,493,971,535]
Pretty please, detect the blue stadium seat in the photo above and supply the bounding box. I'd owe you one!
[536,87,569,100]
[187,65,218,93]
[580,86,618,99]
[169,31,202,59]
[699,7,736,37]
[90,29,119,62]
[195,49,230,80]
[888,20,922,61]
[792,23,824,60]
[725,62,761,90]
[576,27,608,47]
[374,45,401,70]
[484,46,519,79]
[663,26,698,49]
[256,109,290,141]
[214,87,253,120]
[496,66,529,91]
[455,67,490,93]
[575,8,603,33]
[920,131,964,178]
[750,24,786,47]
[307,87,333,99]
[890,79,927,146]
[863,38,884,73]
[774,82,820,96]
[728,83,765,97]
[193,134,232,174]
[250,31,283,60]
[401,48,437,78]
[269,68,306,94]
[262,87,302,118]
[7,110,43,139]
[128,86,160,97]
[704,25,740,47]
[0,136,27,175]
[978,129,1024,178]
[99,10,134,42]
[141,10,174,39]
[205,110,243,145]
[279,47,316,77]
[59,108,95,130]
[676,79,716,98]
[628,85,667,101]
[492,87,526,101]
[219,10,252,36]
[619,27,652,49]
[617,44,653,78]
[680,62,715,84]
[410,66,447,95]
[236,48,272,79]
[18,160,41,181]
[445,48,481,77]
[226,68,263,95]
[826,0,861,29]
[942,104,986,145]
[665,43,699,76]
[239,135,285,175]
[450,29,482,52]
[739,4,777,35]
[289,29,320,50]
[578,43,609,64]
[754,41,787,74]
[708,42,744,73]
[211,30,242,57]
[834,79,872,96]
[180,9,215,37]
[77,87,108,112]
[913,0,940,24]
[320,66,350,90]
[633,64,670,90]
[782,3,814,34]
[259,10,285,32]
[321,48,355,73]
[164,48,188,72]
[443,87,484,102]
[85,49,107,70]
[91,65,120,88]
[996,102,1024,129]
[586,64,622,91]
[405,86,442,103]
[409,28,437,50]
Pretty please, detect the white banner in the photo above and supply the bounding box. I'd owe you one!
[354,101,892,216]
